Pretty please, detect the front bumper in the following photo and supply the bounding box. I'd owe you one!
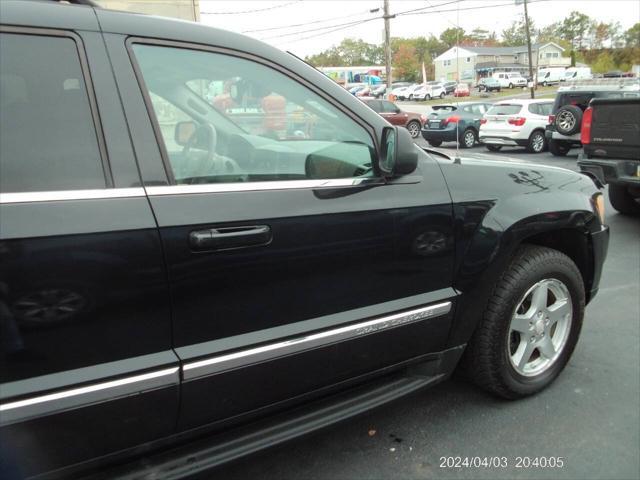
[588,225,610,302]
[578,155,640,187]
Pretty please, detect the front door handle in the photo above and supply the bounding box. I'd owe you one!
[189,225,272,251]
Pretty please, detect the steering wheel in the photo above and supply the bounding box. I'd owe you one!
[180,123,242,180]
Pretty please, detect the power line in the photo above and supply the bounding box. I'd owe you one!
[273,18,379,45]
[266,0,463,44]
[260,16,379,41]
[395,0,551,16]
[243,8,379,34]
[272,0,552,48]
[200,0,301,15]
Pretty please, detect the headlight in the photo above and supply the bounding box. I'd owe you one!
[592,192,605,224]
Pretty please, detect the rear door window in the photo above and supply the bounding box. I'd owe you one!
[0,33,106,193]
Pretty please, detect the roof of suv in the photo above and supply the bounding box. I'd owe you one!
[1,0,387,130]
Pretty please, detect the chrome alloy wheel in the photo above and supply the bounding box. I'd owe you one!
[407,122,420,138]
[556,110,576,132]
[507,278,573,377]
[531,132,545,152]
[463,130,475,147]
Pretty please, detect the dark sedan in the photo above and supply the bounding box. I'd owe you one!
[361,98,426,138]
[421,102,492,147]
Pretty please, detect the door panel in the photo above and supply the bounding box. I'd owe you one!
[0,27,177,477]
[126,39,455,431]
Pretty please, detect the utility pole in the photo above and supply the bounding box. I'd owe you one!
[522,0,535,98]
[384,0,392,91]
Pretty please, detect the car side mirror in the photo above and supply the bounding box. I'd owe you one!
[174,121,197,147]
[378,126,418,177]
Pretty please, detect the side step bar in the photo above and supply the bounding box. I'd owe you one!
[84,346,464,480]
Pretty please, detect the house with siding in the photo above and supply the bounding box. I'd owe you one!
[434,42,569,83]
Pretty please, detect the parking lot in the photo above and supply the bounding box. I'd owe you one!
[215,145,640,480]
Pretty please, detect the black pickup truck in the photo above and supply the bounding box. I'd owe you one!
[578,97,640,215]
[0,1,609,479]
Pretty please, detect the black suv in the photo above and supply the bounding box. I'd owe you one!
[0,1,609,479]
[578,97,640,214]
[546,81,640,156]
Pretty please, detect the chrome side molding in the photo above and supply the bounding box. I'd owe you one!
[182,302,452,380]
[0,188,146,204]
[0,367,179,426]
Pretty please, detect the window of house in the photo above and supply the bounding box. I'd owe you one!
[0,33,106,193]
[132,44,376,184]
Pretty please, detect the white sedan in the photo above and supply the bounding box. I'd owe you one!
[479,99,554,153]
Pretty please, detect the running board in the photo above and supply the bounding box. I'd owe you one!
[85,347,464,480]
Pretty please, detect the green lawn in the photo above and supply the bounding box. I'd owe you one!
[399,85,558,105]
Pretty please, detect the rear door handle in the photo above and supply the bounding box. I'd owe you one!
[189,225,272,251]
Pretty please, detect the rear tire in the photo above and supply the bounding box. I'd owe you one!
[460,128,476,148]
[509,83,514,89]
[427,140,442,147]
[548,139,570,156]
[461,245,585,399]
[440,92,445,99]
[406,120,421,139]
[486,145,502,152]
[609,184,640,215]
[527,130,546,153]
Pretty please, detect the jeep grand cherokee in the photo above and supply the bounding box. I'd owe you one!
[0,1,609,478]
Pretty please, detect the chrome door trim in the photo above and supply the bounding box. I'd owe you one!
[145,177,383,196]
[0,367,179,426]
[0,188,146,204]
[182,302,452,380]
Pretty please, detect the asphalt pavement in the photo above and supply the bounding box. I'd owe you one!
[213,143,640,480]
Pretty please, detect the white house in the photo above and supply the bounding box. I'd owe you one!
[434,42,570,82]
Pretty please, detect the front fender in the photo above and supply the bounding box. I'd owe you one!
[446,191,602,348]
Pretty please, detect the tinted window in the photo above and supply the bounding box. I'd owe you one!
[487,104,523,115]
[0,33,105,193]
[133,44,375,183]
[381,101,399,113]
[528,104,539,115]
[364,100,382,113]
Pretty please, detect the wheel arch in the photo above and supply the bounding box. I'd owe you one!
[446,200,600,348]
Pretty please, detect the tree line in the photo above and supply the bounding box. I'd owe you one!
[304,11,640,82]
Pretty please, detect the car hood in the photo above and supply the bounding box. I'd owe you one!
[425,149,599,205]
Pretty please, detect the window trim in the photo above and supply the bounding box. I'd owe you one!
[125,37,380,188]
[0,26,113,189]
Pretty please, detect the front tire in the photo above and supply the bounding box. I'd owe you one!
[440,92,445,99]
[609,184,640,215]
[462,245,585,399]
[548,139,570,156]
[509,83,514,89]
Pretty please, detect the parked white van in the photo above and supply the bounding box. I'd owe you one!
[492,72,527,88]
[537,67,566,86]
[563,67,592,82]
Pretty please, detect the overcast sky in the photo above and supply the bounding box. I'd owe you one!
[199,0,640,56]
